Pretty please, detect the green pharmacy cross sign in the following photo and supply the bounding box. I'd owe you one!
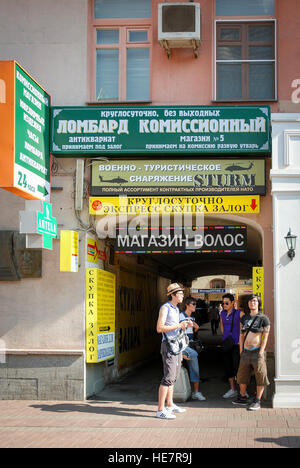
[19,200,57,251]
[37,202,57,249]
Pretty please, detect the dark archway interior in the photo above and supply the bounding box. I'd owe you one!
[146,216,262,284]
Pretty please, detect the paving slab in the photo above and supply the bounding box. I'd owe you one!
[1,328,299,449]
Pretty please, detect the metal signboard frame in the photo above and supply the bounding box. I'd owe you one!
[90,158,266,196]
[89,195,260,215]
[114,225,247,254]
[0,61,51,201]
[51,105,271,156]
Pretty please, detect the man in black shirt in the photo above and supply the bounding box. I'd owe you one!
[233,294,270,410]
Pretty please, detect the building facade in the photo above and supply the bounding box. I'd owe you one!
[0,0,300,406]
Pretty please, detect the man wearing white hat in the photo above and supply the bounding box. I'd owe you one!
[156,283,193,419]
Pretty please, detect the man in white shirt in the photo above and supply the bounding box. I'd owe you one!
[156,283,193,419]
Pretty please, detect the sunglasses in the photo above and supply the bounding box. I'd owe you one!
[190,302,197,306]
[222,301,231,305]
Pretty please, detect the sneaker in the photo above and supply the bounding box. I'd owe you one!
[248,398,261,411]
[223,389,238,399]
[192,392,206,401]
[165,404,186,413]
[232,395,249,406]
[156,409,176,419]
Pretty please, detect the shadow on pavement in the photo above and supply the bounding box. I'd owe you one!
[91,324,257,409]
[29,402,155,418]
[30,324,272,413]
[255,436,300,448]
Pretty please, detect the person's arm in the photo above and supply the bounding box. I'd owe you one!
[156,305,191,334]
[259,325,270,356]
[239,330,246,354]
[239,312,245,353]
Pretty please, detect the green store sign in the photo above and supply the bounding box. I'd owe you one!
[15,63,51,200]
[37,201,57,250]
[51,105,271,156]
[91,158,266,197]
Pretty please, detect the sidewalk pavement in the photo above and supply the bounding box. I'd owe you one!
[0,399,300,448]
[1,326,300,448]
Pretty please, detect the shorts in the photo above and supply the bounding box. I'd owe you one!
[160,340,182,387]
[237,349,270,386]
[223,344,240,379]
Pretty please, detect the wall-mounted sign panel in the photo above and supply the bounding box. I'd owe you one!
[51,105,271,156]
[86,268,116,363]
[86,234,107,267]
[191,289,227,294]
[89,195,260,215]
[19,200,57,250]
[252,266,264,311]
[0,231,42,281]
[91,159,266,196]
[115,225,247,254]
[60,230,79,272]
[0,61,50,201]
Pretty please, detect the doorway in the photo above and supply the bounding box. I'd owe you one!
[93,213,273,404]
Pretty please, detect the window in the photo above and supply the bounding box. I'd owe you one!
[91,0,152,102]
[210,279,226,289]
[94,0,151,19]
[216,0,275,16]
[215,21,276,101]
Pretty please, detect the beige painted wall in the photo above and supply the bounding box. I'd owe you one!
[0,0,89,352]
[0,159,87,351]
[0,0,279,394]
[193,276,240,289]
[0,0,88,106]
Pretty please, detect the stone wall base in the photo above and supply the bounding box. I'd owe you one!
[0,352,85,400]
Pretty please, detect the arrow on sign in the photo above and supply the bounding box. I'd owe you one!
[38,185,49,197]
[99,326,111,332]
[250,199,258,211]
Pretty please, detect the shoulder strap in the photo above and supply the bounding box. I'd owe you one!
[230,310,236,335]
[243,315,259,350]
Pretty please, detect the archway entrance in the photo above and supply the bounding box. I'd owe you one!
[144,215,263,401]
[145,215,262,283]
[94,212,272,405]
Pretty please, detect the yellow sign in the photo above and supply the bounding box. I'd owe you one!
[86,236,107,265]
[118,267,158,370]
[86,268,116,363]
[60,230,78,272]
[89,195,260,215]
[87,237,99,264]
[252,266,264,311]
